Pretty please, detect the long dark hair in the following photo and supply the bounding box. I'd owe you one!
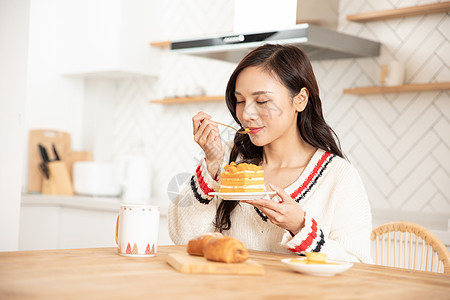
[214,44,344,232]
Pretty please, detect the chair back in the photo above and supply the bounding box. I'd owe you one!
[371,221,450,274]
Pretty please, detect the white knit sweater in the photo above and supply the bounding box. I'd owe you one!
[169,146,373,263]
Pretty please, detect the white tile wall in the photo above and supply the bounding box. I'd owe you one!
[110,1,449,220]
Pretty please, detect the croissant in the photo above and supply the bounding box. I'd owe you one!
[203,236,249,263]
[187,232,223,256]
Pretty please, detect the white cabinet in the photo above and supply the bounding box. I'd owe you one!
[19,195,173,250]
[59,207,118,249]
[19,206,61,250]
[58,0,161,77]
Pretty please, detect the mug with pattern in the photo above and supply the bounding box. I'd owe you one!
[116,204,160,257]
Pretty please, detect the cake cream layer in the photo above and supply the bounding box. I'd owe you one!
[220,178,264,185]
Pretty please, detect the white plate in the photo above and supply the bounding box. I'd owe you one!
[281,258,353,276]
[209,191,276,200]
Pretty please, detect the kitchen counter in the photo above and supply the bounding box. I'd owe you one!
[20,195,449,251]
[0,246,449,299]
[19,194,173,249]
[21,194,169,216]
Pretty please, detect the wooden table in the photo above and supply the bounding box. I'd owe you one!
[0,246,449,299]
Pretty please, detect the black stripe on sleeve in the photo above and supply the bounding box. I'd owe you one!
[190,175,212,205]
[312,229,325,252]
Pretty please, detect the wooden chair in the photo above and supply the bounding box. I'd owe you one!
[371,221,450,274]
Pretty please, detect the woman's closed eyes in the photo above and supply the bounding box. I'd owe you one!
[236,98,271,105]
[235,90,273,105]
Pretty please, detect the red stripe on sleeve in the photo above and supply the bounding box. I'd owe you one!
[289,218,318,253]
[196,165,215,196]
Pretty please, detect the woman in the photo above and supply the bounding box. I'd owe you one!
[169,44,372,263]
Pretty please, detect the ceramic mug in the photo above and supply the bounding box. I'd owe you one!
[381,61,405,86]
[115,204,160,257]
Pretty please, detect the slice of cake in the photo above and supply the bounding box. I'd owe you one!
[220,162,264,193]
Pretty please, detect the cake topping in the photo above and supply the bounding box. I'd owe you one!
[224,162,262,173]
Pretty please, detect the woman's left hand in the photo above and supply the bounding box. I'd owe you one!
[241,184,306,235]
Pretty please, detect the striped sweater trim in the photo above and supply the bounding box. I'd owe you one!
[254,151,335,222]
[288,218,318,253]
[297,228,325,254]
[190,175,212,205]
[312,229,325,252]
[291,151,335,203]
[286,218,325,253]
[254,207,268,222]
[195,165,216,196]
[286,218,326,254]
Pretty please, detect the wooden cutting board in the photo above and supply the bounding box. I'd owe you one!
[167,253,264,275]
[28,129,71,193]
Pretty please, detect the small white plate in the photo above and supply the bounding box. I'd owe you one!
[281,258,353,276]
[209,191,276,200]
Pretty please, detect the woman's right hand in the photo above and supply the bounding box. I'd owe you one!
[192,111,224,178]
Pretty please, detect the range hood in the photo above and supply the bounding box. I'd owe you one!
[170,23,381,63]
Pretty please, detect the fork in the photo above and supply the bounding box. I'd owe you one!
[213,121,249,134]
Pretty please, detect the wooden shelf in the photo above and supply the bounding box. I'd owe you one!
[149,40,171,48]
[150,95,224,104]
[343,82,450,95]
[347,2,450,22]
